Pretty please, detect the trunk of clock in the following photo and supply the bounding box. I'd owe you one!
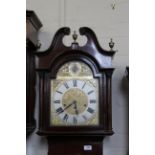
[47,136,104,155]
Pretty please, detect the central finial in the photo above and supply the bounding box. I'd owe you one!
[72,30,78,43]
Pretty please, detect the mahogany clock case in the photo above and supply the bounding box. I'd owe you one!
[35,27,116,137]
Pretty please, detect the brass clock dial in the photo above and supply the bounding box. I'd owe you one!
[50,61,99,126]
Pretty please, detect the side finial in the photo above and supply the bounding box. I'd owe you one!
[109,38,115,51]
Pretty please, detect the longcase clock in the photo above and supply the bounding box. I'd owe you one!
[35,27,116,155]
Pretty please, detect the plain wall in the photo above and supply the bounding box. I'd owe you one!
[26,0,129,155]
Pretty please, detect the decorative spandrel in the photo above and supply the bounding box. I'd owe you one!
[50,61,99,126]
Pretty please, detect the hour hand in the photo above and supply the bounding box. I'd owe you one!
[73,101,79,115]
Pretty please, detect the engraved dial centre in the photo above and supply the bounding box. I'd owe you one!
[62,88,88,115]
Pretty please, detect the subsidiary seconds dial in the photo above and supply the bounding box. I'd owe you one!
[52,79,98,125]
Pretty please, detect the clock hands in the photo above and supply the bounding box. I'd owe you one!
[56,100,80,115]
[56,100,89,118]
[56,101,76,115]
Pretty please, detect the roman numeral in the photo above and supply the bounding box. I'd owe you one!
[56,107,63,114]
[87,107,94,114]
[64,82,69,89]
[63,114,69,122]
[82,82,86,89]
[73,80,77,87]
[56,91,63,94]
[90,99,96,104]
[73,117,77,124]
[87,90,94,95]
[54,100,61,104]
[82,115,87,121]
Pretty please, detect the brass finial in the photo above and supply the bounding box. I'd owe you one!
[109,38,115,51]
[72,31,78,43]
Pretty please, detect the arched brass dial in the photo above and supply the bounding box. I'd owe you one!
[50,61,99,126]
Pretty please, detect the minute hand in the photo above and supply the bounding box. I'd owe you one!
[57,101,75,115]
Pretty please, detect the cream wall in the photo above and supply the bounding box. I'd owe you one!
[26,0,129,155]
